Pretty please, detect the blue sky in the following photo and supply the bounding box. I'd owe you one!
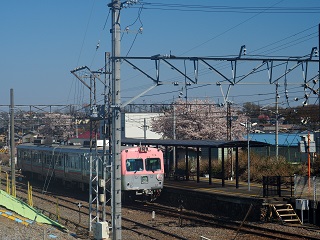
[0,0,319,113]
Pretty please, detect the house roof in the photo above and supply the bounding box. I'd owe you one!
[248,133,301,147]
[122,138,269,148]
[22,131,38,137]
[77,131,100,139]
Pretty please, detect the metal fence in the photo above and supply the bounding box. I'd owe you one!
[294,175,320,202]
[262,176,294,198]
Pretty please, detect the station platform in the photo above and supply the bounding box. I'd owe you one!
[164,177,293,200]
[161,177,295,222]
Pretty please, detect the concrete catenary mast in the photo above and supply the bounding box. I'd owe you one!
[109,0,122,239]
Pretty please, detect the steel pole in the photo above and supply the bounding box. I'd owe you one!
[247,120,250,191]
[10,89,15,196]
[275,83,279,160]
[173,101,176,171]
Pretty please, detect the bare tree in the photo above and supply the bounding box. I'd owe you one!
[38,113,74,141]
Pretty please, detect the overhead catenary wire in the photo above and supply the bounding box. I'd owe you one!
[12,1,313,114]
[119,1,290,93]
[177,0,285,56]
[116,2,318,106]
[120,47,318,107]
[122,5,144,56]
[250,25,318,55]
[121,58,313,103]
[62,1,319,121]
[137,3,320,14]
[89,8,111,68]
[67,0,97,113]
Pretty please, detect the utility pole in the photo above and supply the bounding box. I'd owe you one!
[102,52,111,222]
[10,89,15,197]
[173,100,176,171]
[109,0,122,239]
[275,82,279,160]
[143,118,147,139]
[226,102,231,141]
[75,120,78,138]
[241,120,257,191]
[308,132,311,189]
[226,102,233,180]
[246,120,251,191]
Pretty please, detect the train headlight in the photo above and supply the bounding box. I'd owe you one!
[141,176,148,184]
[156,174,163,181]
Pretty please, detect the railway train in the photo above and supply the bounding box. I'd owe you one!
[16,140,164,201]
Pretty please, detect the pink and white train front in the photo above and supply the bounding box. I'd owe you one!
[121,146,164,201]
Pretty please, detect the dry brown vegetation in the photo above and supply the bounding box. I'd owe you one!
[0,153,10,166]
[238,152,308,182]
[176,149,318,182]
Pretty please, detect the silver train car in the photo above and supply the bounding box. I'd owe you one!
[16,142,164,201]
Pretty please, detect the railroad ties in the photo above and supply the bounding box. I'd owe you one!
[0,209,33,226]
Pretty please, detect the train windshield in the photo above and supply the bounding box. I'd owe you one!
[126,158,143,172]
[145,158,161,172]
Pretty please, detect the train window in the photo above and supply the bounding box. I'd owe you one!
[39,151,43,164]
[52,151,62,167]
[23,151,26,161]
[70,154,75,169]
[32,151,39,163]
[126,158,143,172]
[68,153,79,169]
[58,155,63,166]
[22,150,31,162]
[22,151,26,160]
[75,154,79,169]
[52,155,58,167]
[43,152,47,164]
[83,153,90,171]
[30,151,36,163]
[145,158,161,172]
[47,154,52,165]
[65,154,69,167]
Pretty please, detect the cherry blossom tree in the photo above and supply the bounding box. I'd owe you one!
[150,99,248,140]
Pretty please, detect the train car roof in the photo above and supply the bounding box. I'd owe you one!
[16,143,161,154]
[17,143,99,153]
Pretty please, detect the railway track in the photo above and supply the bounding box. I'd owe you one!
[1,174,188,239]
[23,184,189,239]
[1,168,320,239]
[128,201,320,240]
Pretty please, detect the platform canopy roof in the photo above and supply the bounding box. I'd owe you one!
[122,138,269,148]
